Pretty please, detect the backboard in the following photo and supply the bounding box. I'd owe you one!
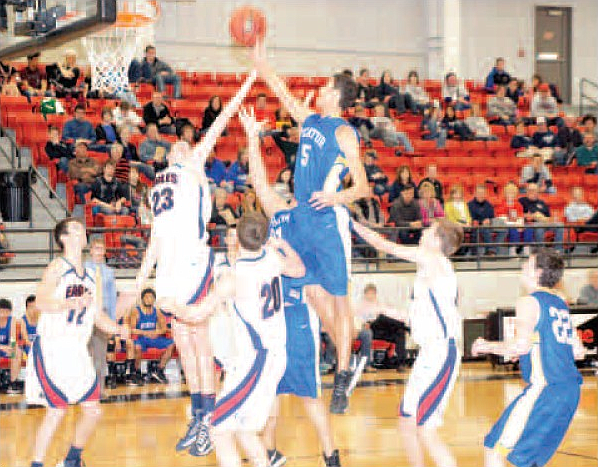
[0,0,116,60]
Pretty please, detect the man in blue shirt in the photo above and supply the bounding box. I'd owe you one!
[62,105,96,146]
[205,149,229,192]
[85,236,118,392]
[519,183,564,251]
[468,184,507,256]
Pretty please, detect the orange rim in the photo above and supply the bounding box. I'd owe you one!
[113,0,160,28]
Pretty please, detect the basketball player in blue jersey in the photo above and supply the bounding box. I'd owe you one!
[473,248,585,467]
[352,220,464,467]
[27,218,132,467]
[136,72,257,456]
[0,298,22,394]
[239,108,341,467]
[250,42,369,414]
[20,295,39,355]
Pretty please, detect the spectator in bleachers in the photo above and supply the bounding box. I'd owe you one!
[226,147,250,193]
[531,74,563,105]
[468,184,507,256]
[0,59,17,92]
[421,106,447,148]
[487,85,517,125]
[519,182,564,251]
[200,95,227,136]
[254,93,275,130]
[565,186,594,224]
[143,91,176,135]
[139,123,170,171]
[20,295,38,355]
[124,167,147,217]
[419,181,444,227]
[113,100,143,134]
[369,104,414,155]
[274,167,294,201]
[210,187,238,227]
[349,105,375,147]
[445,184,473,254]
[531,117,559,154]
[581,114,598,140]
[271,125,300,169]
[495,181,533,256]
[205,149,229,193]
[443,72,470,111]
[91,160,130,216]
[520,153,554,193]
[554,115,583,165]
[574,133,598,173]
[388,184,422,245]
[531,83,563,128]
[388,165,416,203]
[0,298,23,394]
[353,187,384,229]
[238,188,263,217]
[62,104,96,146]
[506,77,523,105]
[119,127,153,181]
[339,69,359,109]
[0,74,20,96]
[109,143,130,183]
[511,120,533,151]
[130,288,175,384]
[363,150,388,196]
[132,45,181,99]
[45,125,73,175]
[47,50,83,98]
[418,163,444,203]
[465,103,498,141]
[355,68,378,108]
[69,141,100,204]
[20,52,47,97]
[376,70,412,114]
[441,105,471,140]
[485,57,511,92]
[404,70,430,113]
[275,107,297,131]
[95,107,119,148]
[578,270,598,306]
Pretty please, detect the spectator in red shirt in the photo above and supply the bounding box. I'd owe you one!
[109,143,130,183]
[20,52,47,96]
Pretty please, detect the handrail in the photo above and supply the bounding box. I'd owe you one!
[29,165,71,219]
[579,78,598,116]
[0,125,22,169]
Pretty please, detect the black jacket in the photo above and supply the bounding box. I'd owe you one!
[143,102,173,126]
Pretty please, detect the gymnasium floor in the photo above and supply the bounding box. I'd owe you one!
[1,363,596,467]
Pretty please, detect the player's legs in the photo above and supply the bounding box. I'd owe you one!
[302,397,335,456]
[399,417,425,467]
[419,426,457,467]
[158,341,175,369]
[60,401,103,465]
[9,345,22,390]
[484,448,506,467]
[262,397,279,452]
[32,407,67,464]
[236,431,270,467]
[212,431,243,467]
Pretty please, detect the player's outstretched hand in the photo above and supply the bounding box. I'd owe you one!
[309,191,338,210]
[471,337,488,357]
[304,90,315,108]
[239,107,265,137]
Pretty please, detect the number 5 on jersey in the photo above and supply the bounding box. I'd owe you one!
[261,277,282,319]
[300,144,311,167]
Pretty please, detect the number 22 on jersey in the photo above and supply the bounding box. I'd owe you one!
[261,277,281,319]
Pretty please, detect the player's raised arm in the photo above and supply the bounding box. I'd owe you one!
[310,126,369,210]
[268,237,305,278]
[250,41,313,124]
[472,296,539,359]
[193,70,257,164]
[352,222,420,263]
[239,107,289,217]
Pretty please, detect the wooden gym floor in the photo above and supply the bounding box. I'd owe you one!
[1,363,596,467]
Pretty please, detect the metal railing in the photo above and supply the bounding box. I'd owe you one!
[0,125,22,170]
[1,224,596,280]
[579,78,598,116]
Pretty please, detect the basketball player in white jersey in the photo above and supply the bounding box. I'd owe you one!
[239,107,341,467]
[162,213,305,467]
[27,218,130,467]
[352,220,464,467]
[136,71,257,456]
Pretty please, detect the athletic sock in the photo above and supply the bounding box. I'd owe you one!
[31,462,43,467]
[190,392,202,414]
[65,446,83,462]
[107,362,116,376]
[125,359,135,375]
[202,393,216,413]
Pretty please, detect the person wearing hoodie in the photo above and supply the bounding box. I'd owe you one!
[485,57,511,92]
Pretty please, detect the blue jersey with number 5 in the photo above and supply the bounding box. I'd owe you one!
[521,290,582,386]
[294,114,352,207]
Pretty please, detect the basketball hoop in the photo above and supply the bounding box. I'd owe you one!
[84,0,159,94]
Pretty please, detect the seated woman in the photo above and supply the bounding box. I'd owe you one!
[444,184,473,255]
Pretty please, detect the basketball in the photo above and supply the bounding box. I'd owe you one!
[229,6,267,47]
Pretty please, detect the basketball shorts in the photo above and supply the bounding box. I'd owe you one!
[285,205,351,296]
[135,336,174,352]
[156,246,214,307]
[484,382,580,467]
[277,302,321,399]
[400,338,460,428]
[212,348,286,433]
[25,338,99,408]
